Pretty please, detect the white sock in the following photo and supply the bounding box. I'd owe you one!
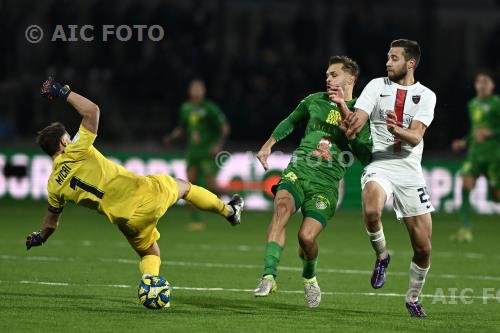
[406,261,430,303]
[228,205,235,216]
[366,228,389,259]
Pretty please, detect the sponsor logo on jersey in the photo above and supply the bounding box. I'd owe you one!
[189,113,200,126]
[412,95,421,104]
[362,171,376,184]
[326,109,341,126]
[314,194,330,210]
[312,137,333,160]
[402,113,414,127]
[284,171,298,183]
[364,172,376,179]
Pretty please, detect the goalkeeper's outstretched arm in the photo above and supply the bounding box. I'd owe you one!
[26,210,61,250]
[67,92,100,134]
[41,77,100,134]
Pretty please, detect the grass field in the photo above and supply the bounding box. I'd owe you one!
[1,200,499,333]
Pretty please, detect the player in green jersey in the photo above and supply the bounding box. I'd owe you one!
[451,71,500,242]
[253,56,372,307]
[164,79,230,226]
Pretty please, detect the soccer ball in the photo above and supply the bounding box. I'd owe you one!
[138,275,172,309]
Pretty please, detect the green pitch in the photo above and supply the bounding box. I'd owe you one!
[1,200,499,332]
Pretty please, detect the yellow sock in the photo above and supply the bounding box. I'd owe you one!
[184,184,230,217]
[139,255,161,276]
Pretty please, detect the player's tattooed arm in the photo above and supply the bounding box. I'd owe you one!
[26,210,61,250]
[40,210,61,240]
[386,111,427,146]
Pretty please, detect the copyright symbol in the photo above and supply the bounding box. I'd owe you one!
[25,25,43,44]
[215,151,231,168]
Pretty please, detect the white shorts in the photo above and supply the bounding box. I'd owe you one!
[361,166,435,220]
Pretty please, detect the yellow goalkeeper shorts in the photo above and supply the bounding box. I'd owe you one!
[116,174,178,252]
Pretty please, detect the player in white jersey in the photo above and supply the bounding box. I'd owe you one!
[329,39,436,317]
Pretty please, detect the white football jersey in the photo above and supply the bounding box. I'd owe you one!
[354,77,436,177]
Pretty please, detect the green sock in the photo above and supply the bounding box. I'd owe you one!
[263,241,283,277]
[301,256,318,279]
[460,189,471,228]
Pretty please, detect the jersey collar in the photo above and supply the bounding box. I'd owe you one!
[388,79,421,90]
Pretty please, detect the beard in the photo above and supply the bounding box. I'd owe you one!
[388,66,407,82]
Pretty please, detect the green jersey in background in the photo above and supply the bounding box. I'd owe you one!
[462,94,500,188]
[466,94,500,154]
[179,99,227,165]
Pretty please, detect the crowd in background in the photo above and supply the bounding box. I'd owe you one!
[1,0,499,152]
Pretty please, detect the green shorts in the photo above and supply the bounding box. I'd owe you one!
[461,157,500,189]
[272,165,339,227]
[186,153,218,179]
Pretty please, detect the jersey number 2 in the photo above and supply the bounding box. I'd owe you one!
[417,187,431,208]
[70,177,105,199]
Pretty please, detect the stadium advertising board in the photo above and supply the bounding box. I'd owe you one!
[1,150,499,213]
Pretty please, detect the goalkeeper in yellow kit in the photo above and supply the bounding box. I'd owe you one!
[25,77,244,284]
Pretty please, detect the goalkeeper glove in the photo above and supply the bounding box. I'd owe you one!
[41,76,71,100]
[26,231,44,250]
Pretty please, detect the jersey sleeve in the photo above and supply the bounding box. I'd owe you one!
[491,97,500,138]
[47,190,65,212]
[412,90,436,127]
[463,100,474,144]
[179,104,189,130]
[271,96,310,142]
[354,79,380,116]
[347,120,373,166]
[64,124,97,160]
[209,102,227,127]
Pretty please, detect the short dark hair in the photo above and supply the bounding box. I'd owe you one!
[36,122,66,156]
[475,69,495,82]
[328,55,360,77]
[390,39,421,68]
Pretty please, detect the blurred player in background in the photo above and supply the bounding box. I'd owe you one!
[164,79,230,228]
[339,39,436,317]
[26,78,244,301]
[451,72,500,242]
[254,56,372,308]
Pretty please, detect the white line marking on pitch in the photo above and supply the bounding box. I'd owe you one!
[1,239,493,260]
[174,243,490,261]
[102,258,500,282]
[0,280,498,301]
[2,254,500,282]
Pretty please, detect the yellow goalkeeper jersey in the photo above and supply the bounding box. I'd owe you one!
[47,124,151,223]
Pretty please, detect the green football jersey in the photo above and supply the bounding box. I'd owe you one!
[179,99,227,156]
[467,94,500,155]
[271,92,372,184]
